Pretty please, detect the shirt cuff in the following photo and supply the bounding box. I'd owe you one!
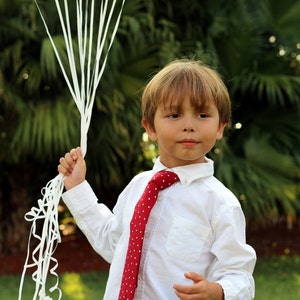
[217,280,234,299]
[216,278,254,300]
[62,180,99,212]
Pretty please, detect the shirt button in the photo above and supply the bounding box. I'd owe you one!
[144,231,150,238]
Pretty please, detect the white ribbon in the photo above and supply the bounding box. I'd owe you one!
[19,174,64,300]
[18,1,125,299]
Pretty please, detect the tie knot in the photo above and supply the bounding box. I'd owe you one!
[150,170,179,191]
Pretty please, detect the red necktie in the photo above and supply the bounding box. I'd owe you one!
[118,170,179,300]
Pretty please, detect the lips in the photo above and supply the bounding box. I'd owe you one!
[178,139,199,146]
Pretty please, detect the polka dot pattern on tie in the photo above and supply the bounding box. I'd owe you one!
[118,170,179,300]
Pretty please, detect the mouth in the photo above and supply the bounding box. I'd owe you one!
[178,139,199,146]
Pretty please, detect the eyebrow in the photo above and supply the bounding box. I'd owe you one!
[162,100,211,112]
[162,103,180,111]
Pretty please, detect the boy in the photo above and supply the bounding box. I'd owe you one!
[58,59,256,299]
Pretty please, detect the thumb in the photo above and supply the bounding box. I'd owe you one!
[74,147,86,170]
[75,146,84,160]
[184,272,205,284]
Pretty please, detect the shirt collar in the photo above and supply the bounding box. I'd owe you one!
[152,157,214,187]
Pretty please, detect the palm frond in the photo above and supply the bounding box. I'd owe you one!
[232,71,300,107]
[11,98,79,160]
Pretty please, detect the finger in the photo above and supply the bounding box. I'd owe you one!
[184,272,205,283]
[58,150,76,174]
[57,163,70,176]
[174,289,202,300]
[174,289,184,299]
[173,280,197,295]
[59,156,74,172]
[68,148,78,162]
[173,273,206,295]
[74,147,85,163]
[75,146,83,157]
[59,155,73,170]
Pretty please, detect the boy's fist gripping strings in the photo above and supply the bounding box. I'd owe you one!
[58,147,86,191]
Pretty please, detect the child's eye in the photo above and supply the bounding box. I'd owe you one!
[168,113,181,119]
[198,113,208,118]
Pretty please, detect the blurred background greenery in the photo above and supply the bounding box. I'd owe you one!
[0,0,300,256]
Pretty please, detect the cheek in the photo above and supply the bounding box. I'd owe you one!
[154,126,171,144]
[202,124,222,140]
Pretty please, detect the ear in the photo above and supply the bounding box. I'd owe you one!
[216,122,227,140]
[142,119,158,141]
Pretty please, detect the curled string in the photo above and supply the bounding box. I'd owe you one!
[18,174,64,300]
[18,1,125,299]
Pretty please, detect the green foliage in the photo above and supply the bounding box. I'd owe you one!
[0,0,300,222]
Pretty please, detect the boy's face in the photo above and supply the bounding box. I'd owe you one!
[142,98,226,168]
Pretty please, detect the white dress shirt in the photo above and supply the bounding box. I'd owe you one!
[62,157,256,300]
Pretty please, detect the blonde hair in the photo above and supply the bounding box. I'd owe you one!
[142,59,231,130]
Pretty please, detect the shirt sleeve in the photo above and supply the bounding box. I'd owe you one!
[62,180,121,263]
[209,203,256,300]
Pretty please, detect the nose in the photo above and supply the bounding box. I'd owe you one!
[183,117,195,132]
[183,127,195,132]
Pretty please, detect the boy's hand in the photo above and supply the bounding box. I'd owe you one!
[58,147,86,190]
[173,272,224,300]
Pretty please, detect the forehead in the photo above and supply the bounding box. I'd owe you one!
[160,97,212,112]
[157,71,215,111]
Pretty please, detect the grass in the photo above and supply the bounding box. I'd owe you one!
[1,256,299,299]
[0,271,108,300]
[254,256,300,300]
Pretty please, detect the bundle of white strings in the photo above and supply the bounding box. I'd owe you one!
[18,1,125,299]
